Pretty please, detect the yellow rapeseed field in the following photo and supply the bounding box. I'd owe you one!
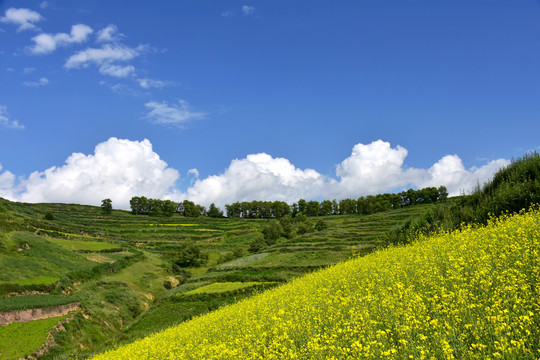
[92,208,540,359]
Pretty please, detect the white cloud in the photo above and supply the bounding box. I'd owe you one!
[183,140,510,207]
[221,10,235,18]
[40,1,50,9]
[0,138,510,210]
[331,140,423,197]
[416,155,510,196]
[64,43,144,74]
[242,5,255,15]
[23,67,36,74]
[0,8,43,32]
[329,140,509,198]
[4,138,180,209]
[23,77,49,87]
[143,100,206,126]
[0,164,17,200]
[99,64,135,78]
[0,105,25,130]
[137,78,173,89]
[96,24,123,43]
[30,24,93,54]
[187,168,199,178]
[185,153,326,207]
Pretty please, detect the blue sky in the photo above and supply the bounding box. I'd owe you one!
[0,0,539,209]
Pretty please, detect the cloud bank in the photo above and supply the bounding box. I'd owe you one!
[0,8,43,32]
[30,24,93,54]
[0,138,510,209]
[1,138,179,209]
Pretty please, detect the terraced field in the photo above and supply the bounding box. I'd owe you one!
[0,197,429,359]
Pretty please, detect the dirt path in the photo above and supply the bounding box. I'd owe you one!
[0,303,79,326]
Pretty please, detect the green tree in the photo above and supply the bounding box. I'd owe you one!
[320,200,333,216]
[207,203,224,218]
[279,215,295,239]
[261,220,282,245]
[315,219,328,231]
[101,198,112,214]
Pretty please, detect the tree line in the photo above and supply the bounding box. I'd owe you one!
[225,186,448,218]
[128,196,223,217]
[125,186,448,219]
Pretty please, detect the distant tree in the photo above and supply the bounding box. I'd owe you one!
[279,215,295,239]
[101,198,112,214]
[183,200,201,217]
[171,241,207,268]
[261,220,282,245]
[306,200,320,217]
[332,199,339,215]
[315,219,329,231]
[438,186,449,201]
[320,200,333,216]
[207,203,224,218]
[291,203,299,217]
[297,199,307,214]
[161,200,176,217]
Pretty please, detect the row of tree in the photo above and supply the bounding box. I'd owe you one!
[129,197,205,217]
[225,186,448,218]
[126,186,448,219]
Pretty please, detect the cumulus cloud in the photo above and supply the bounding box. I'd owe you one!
[3,138,179,209]
[64,43,145,78]
[185,153,326,207]
[332,140,423,198]
[242,5,255,15]
[0,138,509,210]
[0,164,17,200]
[0,105,24,130]
[328,140,510,198]
[183,140,509,207]
[144,100,206,126]
[416,155,510,196]
[0,8,43,32]
[96,24,123,43]
[30,24,93,54]
[22,77,49,87]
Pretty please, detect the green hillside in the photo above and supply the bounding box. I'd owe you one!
[91,208,540,359]
[0,196,428,359]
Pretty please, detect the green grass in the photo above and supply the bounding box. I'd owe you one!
[91,209,540,360]
[0,294,77,312]
[184,282,266,295]
[0,197,431,359]
[13,276,59,286]
[44,237,120,251]
[0,315,67,360]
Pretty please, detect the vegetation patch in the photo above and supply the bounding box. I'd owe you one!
[92,209,540,359]
[13,276,59,286]
[184,282,267,295]
[45,237,120,252]
[0,294,77,312]
[0,315,67,360]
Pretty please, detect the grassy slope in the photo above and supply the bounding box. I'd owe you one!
[0,315,68,360]
[0,197,429,359]
[92,209,540,360]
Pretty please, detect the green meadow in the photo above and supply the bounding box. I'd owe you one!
[0,152,538,359]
